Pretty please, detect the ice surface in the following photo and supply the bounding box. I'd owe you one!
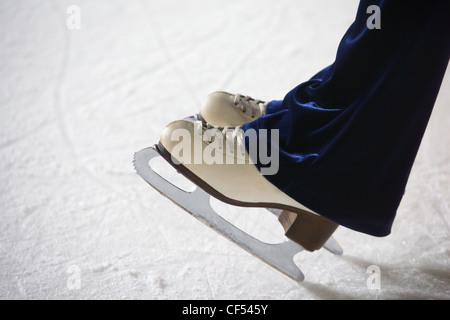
[0,0,449,299]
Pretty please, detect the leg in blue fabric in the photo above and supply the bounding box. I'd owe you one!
[243,0,450,236]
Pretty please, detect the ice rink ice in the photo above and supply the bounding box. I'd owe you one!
[0,0,449,299]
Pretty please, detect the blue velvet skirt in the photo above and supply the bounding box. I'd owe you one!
[242,0,450,236]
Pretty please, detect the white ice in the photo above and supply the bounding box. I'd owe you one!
[0,0,449,300]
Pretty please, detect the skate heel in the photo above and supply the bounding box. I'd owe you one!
[278,210,338,252]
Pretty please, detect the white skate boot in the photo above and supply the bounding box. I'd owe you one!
[199,92,342,252]
[134,114,342,282]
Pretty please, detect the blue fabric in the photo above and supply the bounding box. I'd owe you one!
[242,0,450,236]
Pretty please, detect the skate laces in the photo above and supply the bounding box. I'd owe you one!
[194,121,246,157]
[233,94,267,118]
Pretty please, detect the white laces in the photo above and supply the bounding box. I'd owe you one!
[233,94,266,118]
[195,121,246,156]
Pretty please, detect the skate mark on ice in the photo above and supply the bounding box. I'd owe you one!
[218,41,263,90]
[48,2,139,198]
[0,118,56,150]
[204,269,215,300]
[75,61,172,108]
[218,4,283,90]
[47,3,171,252]
[147,18,200,106]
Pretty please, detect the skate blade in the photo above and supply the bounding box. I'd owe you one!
[267,209,343,256]
[134,145,306,282]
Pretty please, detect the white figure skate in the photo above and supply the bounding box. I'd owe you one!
[134,113,343,282]
[200,92,343,252]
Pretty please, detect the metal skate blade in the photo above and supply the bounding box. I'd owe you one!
[134,146,305,282]
[323,237,343,255]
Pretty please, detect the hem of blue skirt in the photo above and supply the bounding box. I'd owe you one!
[242,115,393,237]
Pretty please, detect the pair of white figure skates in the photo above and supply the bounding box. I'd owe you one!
[134,92,343,282]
